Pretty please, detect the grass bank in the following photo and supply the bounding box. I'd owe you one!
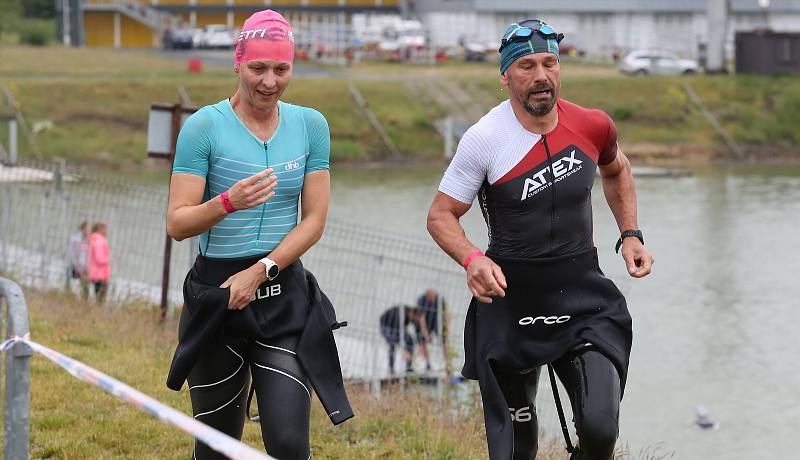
[0,289,585,458]
[8,289,488,459]
[1,287,672,459]
[1,45,797,171]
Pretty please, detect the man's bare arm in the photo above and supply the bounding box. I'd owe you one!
[427,192,507,302]
[426,192,480,265]
[599,151,637,232]
[599,151,654,278]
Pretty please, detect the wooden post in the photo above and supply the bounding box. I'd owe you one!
[443,116,453,159]
[148,96,197,322]
[8,118,17,165]
[157,104,181,321]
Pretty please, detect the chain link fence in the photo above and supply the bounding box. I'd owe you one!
[0,158,584,436]
[0,158,468,375]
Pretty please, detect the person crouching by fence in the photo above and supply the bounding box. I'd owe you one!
[379,304,432,374]
[88,221,110,304]
[67,220,90,300]
[417,289,452,375]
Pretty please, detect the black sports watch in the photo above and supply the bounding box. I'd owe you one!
[615,229,644,253]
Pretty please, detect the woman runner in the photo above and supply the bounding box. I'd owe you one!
[165,10,352,460]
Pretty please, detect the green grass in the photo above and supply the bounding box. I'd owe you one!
[8,289,488,459]
[0,14,55,46]
[0,46,440,168]
[0,289,508,459]
[688,75,800,146]
[354,80,444,159]
[1,45,798,171]
[0,287,672,459]
[476,75,712,148]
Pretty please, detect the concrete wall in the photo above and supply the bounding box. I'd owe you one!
[81,1,800,55]
[420,11,480,48]
[419,9,800,62]
[768,13,800,32]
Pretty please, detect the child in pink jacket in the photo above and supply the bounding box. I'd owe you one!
[88,221,110,304]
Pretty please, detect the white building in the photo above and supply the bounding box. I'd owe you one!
[413,0,800,60]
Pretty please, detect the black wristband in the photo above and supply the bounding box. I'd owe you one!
[615,229,644,253]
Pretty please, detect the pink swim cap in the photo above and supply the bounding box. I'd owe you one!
[235,10,294,64]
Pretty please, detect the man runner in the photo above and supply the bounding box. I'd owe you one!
[427,19,654,460]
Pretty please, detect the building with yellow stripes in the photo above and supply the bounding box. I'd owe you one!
[80,0,404,48]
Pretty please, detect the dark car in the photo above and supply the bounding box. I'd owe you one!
[163,28,194,50]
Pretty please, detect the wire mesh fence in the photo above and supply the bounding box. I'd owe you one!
[0,158,579,438]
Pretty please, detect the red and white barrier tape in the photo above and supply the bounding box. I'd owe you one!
[2,335,274,460]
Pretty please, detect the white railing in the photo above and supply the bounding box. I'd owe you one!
[84,0,182,32]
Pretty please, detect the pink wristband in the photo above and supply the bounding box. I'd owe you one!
[220,191,236,213]
[462,250,484,269]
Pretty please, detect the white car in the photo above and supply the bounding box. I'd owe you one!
[194,24,236,49]
[619,50,700,75]
[378,20,426,52]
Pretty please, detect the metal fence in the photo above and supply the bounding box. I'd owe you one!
[0,277,276,460]
[0,158,576,436]
[0,278,32,459]
[0,159,465,375]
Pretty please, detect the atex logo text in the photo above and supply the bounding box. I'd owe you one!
[520,150,582,201]
[518,315,571,326]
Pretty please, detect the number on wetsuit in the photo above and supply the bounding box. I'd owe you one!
[509,406,532,422]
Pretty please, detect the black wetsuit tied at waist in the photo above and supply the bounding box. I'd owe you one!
[166,253,353,425]
[462,247,632,460]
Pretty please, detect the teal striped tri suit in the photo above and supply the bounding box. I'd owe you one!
[172,98,330,258]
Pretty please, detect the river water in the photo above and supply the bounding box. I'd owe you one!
[328,163,800,460]
[2,161,797,459]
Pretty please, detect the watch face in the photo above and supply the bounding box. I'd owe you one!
[267,264,280,279]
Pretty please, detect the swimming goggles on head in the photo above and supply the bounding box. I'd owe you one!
[499,20,564,52]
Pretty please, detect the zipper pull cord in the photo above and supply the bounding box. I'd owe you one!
[542,135,557,254]
[257,141,269,243]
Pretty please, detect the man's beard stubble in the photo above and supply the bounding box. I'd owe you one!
[516,81,558,116]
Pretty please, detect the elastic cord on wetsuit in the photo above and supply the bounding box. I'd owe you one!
[547,362,576,454]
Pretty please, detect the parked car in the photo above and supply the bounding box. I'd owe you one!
[377,19,426,53]
[619,50,700,75]
[163,28,195,50]
[194,24,236,49]
[463,42,490,61]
